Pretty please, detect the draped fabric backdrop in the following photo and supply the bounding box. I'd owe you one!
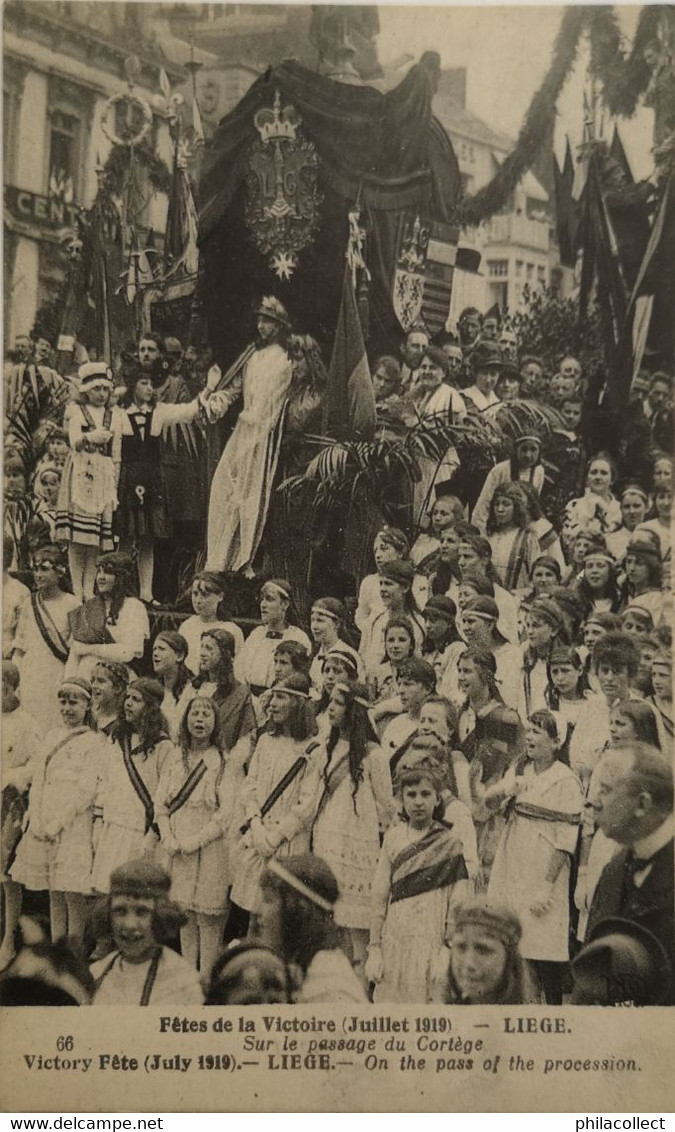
[198,55,461,362]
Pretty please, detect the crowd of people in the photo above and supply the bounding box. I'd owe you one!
[1,302,673,1009]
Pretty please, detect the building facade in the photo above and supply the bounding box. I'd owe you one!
[3,1,190,349]
[433,68,562,321]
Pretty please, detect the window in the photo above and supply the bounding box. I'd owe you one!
[48,110,79,201]
[487,259,509,279]
[537,265,546,284]
[526,263,534,281]
[515,260,523,278]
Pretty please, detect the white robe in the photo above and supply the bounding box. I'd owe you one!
[204,344,292,572]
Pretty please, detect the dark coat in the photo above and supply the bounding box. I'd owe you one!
[586,837,674,1004]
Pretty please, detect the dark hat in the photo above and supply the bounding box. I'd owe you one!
[571,917,672,1006]
[470,340,505,371]
[423,595,457,621]
[255,296,291,327]
[110,859,171,901]
[379,558,415,586]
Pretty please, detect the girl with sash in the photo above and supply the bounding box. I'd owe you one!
[312,643,360,736]
[155,697,234,977]
[194,628,256,752]
[456,646,524,891]
[12,543,79,737]
[649,648,673,742]
[66,552,149,682]
[517,596,568,719]
[366,756,469,1003]
[310,683,395,979]
[486,483,540,594]
[11,678,102,944]
[55,362,124,601]
[229,673,319,928]
[91,679,173,894]
[90,859,203,1006]
[152,631,196,742]
[487,710,582,1005]
[90,661,129,739]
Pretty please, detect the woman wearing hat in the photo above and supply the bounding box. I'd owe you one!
[65,552,149,682]
[91,678,173,895]
[201,296,293,574]
[90,859,203,1005]
[12,543,80,736]
[355,527,428,633]
[462,340,504,413]
[54,361,125,601]
[11,677,103,946]
[472,432,545,535]
[446,900,531,1004]
[359,559,425,679]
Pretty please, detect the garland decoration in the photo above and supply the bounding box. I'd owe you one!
[456,5,669,228]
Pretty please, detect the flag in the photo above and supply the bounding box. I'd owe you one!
[627,169,675,373]
[323,263,376,439]
[553,138,577,267]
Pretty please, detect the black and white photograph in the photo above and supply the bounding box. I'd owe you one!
[1,0,674,1113]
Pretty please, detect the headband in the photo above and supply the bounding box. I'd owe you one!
[461,607,496,623]
[311,604,340,622]
[263,581,291,601]
[621,485,648,502]
[515,434,541,445]
[334,682,370,710]
[267,859,335,914]
[93,660,130,683]
[271,683,310,700]
[584,552,616,567]
[59,679,92,701]
[324,646,359,674]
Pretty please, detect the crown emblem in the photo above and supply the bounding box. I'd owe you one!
[254,90,300,145]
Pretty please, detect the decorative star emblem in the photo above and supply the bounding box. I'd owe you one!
[270,250,296,280]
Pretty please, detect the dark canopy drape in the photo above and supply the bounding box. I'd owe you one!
[198,55,461,361]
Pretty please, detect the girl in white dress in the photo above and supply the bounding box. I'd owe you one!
[12,543,79,737]
[180,572,244,676]
[234,579,311,701]
[151,631,196,742]
[11,678,102,944]
[229,673,319,923]
[487,710,582,1004]
[310,683,395,977]
[366,756,470,1003]
[54,362,124,600]
[66,552,149,682]
[155,696,235,977]
[91,679,173,893]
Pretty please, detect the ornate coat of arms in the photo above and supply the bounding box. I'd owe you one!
[392,213,459,335]
[245,89,322,280]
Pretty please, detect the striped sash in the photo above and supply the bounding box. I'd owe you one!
[121,736,158,836]
[31,593,70,663]
[390,822,467,905]
[166,759,208,817]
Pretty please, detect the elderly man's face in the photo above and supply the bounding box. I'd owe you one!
[499,331,518,363]
[482,317,499,341]
[593,749,645,844]
[443,345,463,372]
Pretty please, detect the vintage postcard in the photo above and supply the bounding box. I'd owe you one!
[1,0,673,1114]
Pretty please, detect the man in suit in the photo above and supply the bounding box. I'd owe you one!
[585,741,674,1003]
